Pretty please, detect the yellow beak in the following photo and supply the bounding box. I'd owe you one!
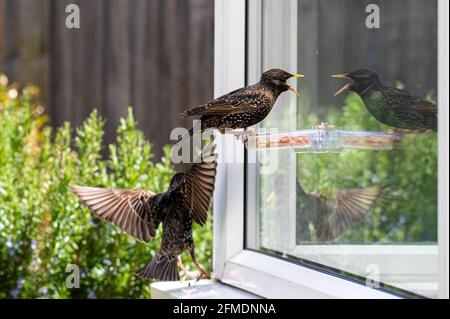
[288,86,300,96]
[291,74,305,78]
[331,73,348,79]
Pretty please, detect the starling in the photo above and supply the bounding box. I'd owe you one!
[332,69,437,131]
[296,182,381,242]
[70,145,217,281]
[179,69,303,141]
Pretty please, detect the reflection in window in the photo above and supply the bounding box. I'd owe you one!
[247,0,438,298]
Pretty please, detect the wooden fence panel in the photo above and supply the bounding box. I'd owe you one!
[0,0,214,158]
[297,0,437,116]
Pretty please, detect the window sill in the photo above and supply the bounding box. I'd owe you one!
[150,279,260,299]
[220,250,400,299]
[288,245,438,298]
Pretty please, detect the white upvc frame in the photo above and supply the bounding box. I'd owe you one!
[213,0,449,299]
[437,0,449,300]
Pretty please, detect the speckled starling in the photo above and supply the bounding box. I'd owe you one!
[179,69,303,140]
[332,69,437,131]
[70,145,217,281]
[296,182,381,242]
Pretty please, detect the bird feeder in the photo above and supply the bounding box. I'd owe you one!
[244,124,403,153]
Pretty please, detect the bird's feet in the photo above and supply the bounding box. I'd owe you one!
[228,129,257,142]
[178,257,210,281]
[385,129,420,140]
[193,260,210,281]
[181,270,203,281]
[386,129,405,135]
[311,123,335,131]
[178,257,193,280]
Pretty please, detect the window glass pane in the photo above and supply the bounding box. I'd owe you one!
[247,0,438,298]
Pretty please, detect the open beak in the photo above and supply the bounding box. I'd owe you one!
[288,86,300,96]
[333,83,352,96]
[288,74,303,95]
[331,73,351,96]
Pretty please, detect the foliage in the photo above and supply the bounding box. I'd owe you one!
[0,77,212,299]
[296,93,437,243]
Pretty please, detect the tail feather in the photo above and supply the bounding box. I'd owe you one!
[181,104,208,118]
[136,253,179,281]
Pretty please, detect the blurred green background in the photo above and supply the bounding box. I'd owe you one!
[0,78,212,299]
[259,88,437,249]
[296,92,437,243]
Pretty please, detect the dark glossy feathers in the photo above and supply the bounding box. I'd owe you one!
[136,252,179,281]
[180,69,299,134]
[182,85,273,119]
[70,145,218,281]
[336,69,438,131]
[381,87,437,130]
[181,148,218,225]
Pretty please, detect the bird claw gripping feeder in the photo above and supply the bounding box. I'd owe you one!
[244,124,403,153]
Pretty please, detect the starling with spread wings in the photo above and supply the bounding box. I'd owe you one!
[179,69,303,141]
[70,146,217,281]
[332,69,437,131]
[296,182,381,242]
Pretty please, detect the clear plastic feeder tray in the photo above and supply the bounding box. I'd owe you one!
[245,127,402,153]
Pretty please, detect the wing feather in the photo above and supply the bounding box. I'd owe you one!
[182,85,272,117]
[181,144,218,225]
[70,186,161,242]
[315,186,381,241]
[382,88,437,129]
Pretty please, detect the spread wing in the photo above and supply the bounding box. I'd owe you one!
[181,144,218,225]
[70,186,162,242]
[313,186,381,241]
[182,85,272,117]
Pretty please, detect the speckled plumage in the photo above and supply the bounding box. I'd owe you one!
[181,69,302,136]
[333,69,437,131]
[70,146,217,281]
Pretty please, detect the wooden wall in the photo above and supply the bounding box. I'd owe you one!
[297,0,438,115]
[0,0,214,158]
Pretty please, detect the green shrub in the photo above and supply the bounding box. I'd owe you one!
[0,78,212,299]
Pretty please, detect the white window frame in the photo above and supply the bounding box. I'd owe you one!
[213,0,449,299]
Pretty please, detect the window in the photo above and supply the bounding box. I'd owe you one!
[213,0,448,299]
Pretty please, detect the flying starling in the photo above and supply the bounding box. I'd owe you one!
[332,69,437,131]
[296,182,381,242]
[70,145,217,281]
[179,69,303,141]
